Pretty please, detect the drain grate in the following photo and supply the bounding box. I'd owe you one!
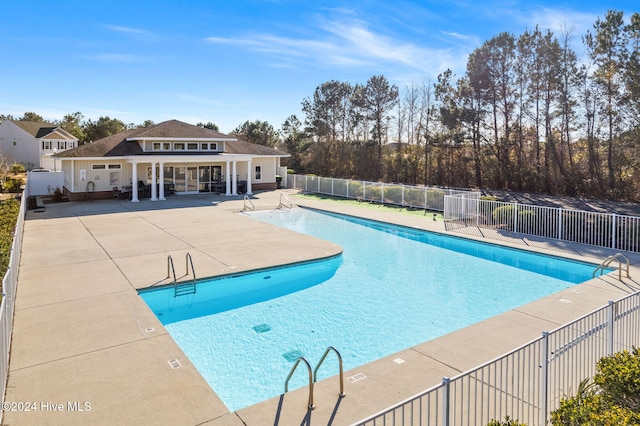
[252,323,272,333]
[282,350,304,362]
[347,372,367,383]
[168,359,182,369]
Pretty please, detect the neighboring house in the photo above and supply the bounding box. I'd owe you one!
[54,119,289,201]
[0,120,78,170]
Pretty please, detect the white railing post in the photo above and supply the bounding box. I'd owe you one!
[401,184,405,206]
[557,209,562,240]
[513,203,518,233]
[607,301,615,355]
[381,184,384,204]
[611,215,616,249]
[424,186,427,210]
[540,331,549,425]
[442,377,451,426]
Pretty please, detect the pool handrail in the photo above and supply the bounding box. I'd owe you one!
[166,255,177,285]
[186,252,196,282]
[241,194,255,212]
[313,346,345,397]
[284,357,314,410]
[593,253,630,281]
[277,192,294,210]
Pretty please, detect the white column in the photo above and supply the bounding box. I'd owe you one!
[131,163,139,202]
[70,160,75,192]
[232,161,238,195]
[159,163,166,200]
[225,161,231,196]
[246,159,253,195]
[151,162,158,201]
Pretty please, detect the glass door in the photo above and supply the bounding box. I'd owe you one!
[187,167,198,192]
[175,167,186,192]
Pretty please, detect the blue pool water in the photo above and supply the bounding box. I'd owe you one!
[140,208,598,411]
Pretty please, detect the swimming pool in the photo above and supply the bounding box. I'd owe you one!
[140,208,599,411]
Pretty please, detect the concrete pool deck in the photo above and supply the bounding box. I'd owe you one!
[4,190,640,425]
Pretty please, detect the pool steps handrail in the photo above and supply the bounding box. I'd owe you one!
[284,346,346,411]
[166,255,177,285]
[313,346,345,397]
[166,253,197,297]
[276,193,294,210]
[284,357,315,410]
[593,253,630,281]
[241,194,255,212]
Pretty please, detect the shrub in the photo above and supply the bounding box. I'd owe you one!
[383,185,403,203]
[404,187,424,206]
[10,163,25,174]
[426,189,446,209]
[3,177,24,193]
[492,205,515,227]
[0,198,20,279]
[52,187,63,203]
[487,415,527,425]
[551,350,640,425]
[594,348,640,411]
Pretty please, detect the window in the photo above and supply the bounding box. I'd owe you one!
[202,142,218,150]
[58,141,67,150]
[174,143,185,150]
[12,141,16,146]
[255,165,262,180]
[187,143,199,150]
[92,163,121,170]
[163,142,171,150]
[153,142,162,151]
[42,141,52,150]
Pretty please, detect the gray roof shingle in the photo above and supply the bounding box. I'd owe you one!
[55,120,288,158]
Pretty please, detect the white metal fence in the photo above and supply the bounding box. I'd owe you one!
[353,291,640,426]
[444,195,640,254]
[0,193,26,423]
[288,174,478,212]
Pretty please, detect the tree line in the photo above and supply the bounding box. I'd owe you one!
[2,10,638,201]
[287,9,640,202]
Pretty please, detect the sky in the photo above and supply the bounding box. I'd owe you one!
[1,0,636,134]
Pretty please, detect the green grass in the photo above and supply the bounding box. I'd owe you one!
[292,192,444,220]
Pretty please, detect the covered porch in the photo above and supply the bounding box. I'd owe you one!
[128,156,254,202]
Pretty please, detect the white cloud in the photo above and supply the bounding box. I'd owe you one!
[83,53,147,63]
[104,25,159,41]
[205,17,458,76]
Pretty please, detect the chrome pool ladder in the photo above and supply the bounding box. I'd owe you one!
[276,192,294,210]
[593,253,630,281]
[168,252,197,297]
[284,346,345,410]
[241,194,255,212]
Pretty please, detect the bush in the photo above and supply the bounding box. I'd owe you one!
[0,198,20,278]
[487,415,527,425]
[3,177,24,193]
[492,205,515,226]
[594,348,640,411]
[551,349,640,425]
[52,187,63,203]
[383,185,403,203]
[10,163,25,174]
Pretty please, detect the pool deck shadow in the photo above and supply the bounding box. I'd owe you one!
[5,190,640,425]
